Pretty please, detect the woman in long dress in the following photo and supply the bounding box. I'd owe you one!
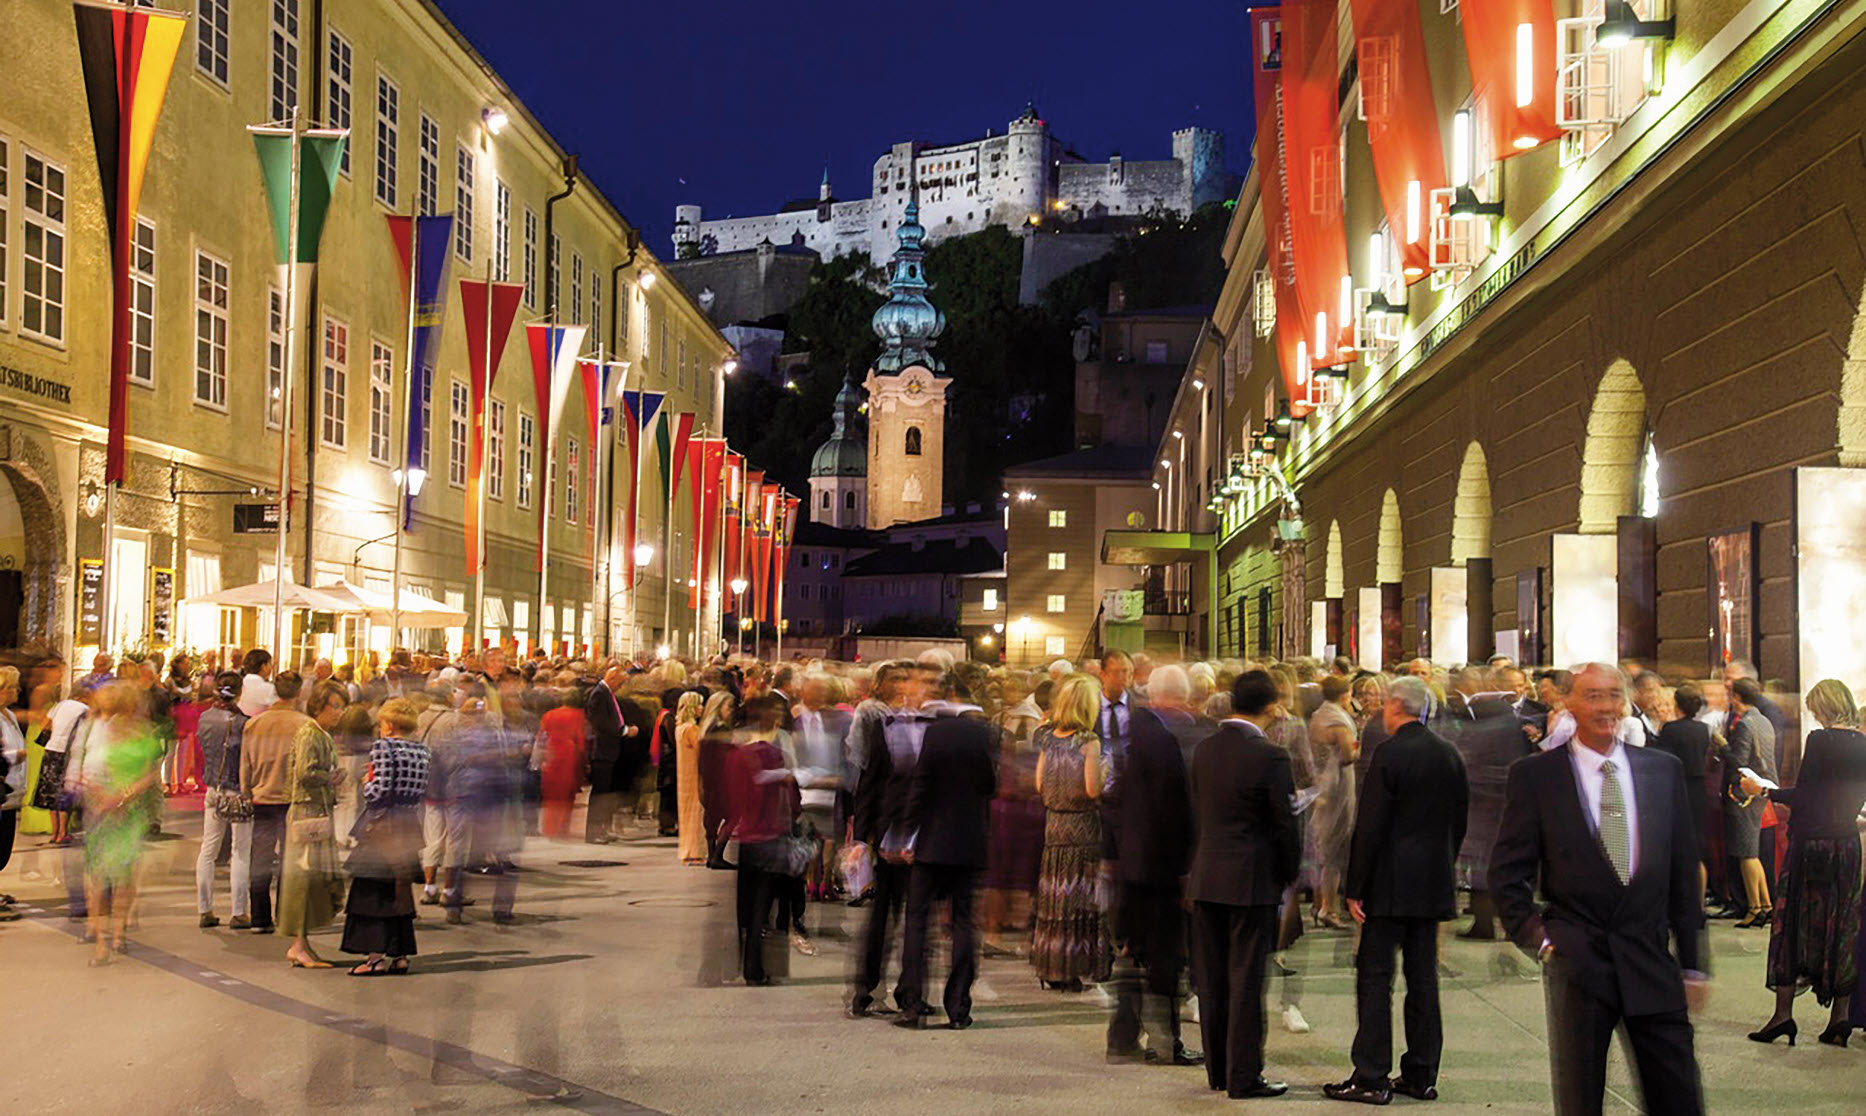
[1030,674,1107,990]
[698,692,739,868]
[342,697,430,975]
[73,681,163,965]
[535,678,587,839]
[277,682,348,969]
[674,691,707,864]
[1306,675,1359,929]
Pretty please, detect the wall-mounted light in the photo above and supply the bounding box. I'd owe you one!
[1151,481,1162,491]
[392,466,427,497]
[1016,490,1035,502]
[1159,458,1172,470]
[1192,378,1205,391]
[633,542,655,567]
[82,481,103,518]
[1449,111,1505,219]
[1515,23,1535,108]
[481,107,509,135]
[637,270,657,291]
[1274,401,1294,430]
[721,358,738,375]
[1171,429,1184,440]
[1597,1,1673,49]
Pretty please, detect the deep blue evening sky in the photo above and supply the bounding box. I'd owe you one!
[433,0,1257,247]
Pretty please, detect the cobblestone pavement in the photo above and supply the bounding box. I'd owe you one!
[5,810,1865,1114]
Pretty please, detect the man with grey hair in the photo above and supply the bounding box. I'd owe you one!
[1490,663,1707,1115]
[1048,659,1073,682]
[1326,673,1467,1104]
[1148,664,1216,771]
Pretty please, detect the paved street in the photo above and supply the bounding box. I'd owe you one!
[5,810,1864,1115]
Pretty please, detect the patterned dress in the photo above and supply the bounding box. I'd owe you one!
[1031,727,1109,985]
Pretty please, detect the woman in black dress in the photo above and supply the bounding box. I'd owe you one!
[1745,678,1866,1047]
[341,697,430,976]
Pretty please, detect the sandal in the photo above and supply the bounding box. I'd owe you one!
[387,957,410,975]
[348,957,390,977]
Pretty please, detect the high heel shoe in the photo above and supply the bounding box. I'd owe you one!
[1735,909,1772,929]
[1748,1018,1797,1045]
[1818,1023,1851,1048]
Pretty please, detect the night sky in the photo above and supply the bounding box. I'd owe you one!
[433,0,1258,248]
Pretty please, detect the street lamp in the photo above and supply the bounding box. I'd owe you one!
[633,542,655,568]
[730,576,749,657]
[1012,615,1033,664]
[391,466,427,497]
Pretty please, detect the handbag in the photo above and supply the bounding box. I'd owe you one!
[290,814,334,843]
[206,719,254,822]
[838,840,875,899]
[744,835,813,878]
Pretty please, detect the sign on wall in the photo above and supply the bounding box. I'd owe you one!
[1707,525,1757,676]
[78,559,103,645]
[149,567,174,646]
[1551,534,1618,668]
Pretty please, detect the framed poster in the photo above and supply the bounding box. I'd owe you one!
[150,567,174,646]
[1516,567,1543,668]
[1707,523,1758,676]
[78,559,104,646]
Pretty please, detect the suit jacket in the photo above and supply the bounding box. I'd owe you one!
[1344,719,1468,919]
[1489,744,1706,1016]
[1105,706,1196,885]
[1187,720,1300,907]
[854,706,927,851]
[583,684,644,765]
[904,709,997,867]
[1652,718,1710,782]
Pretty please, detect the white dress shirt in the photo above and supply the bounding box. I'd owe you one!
[1567,738,1640,877]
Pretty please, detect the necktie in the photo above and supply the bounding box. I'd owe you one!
[1598,759,1631,884]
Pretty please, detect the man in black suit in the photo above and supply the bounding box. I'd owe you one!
[1105,683,1201,1066]
[583,666,641,844]
[1490,663,1708,1116]
[893,673,997,1030]
[1324,676,1468,1105]
[848,663,934,1017]
[1188,669,1300,1099]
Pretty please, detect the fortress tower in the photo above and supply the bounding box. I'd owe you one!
[864,200,949,527]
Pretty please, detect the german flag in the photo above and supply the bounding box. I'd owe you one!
[74,2,186,485]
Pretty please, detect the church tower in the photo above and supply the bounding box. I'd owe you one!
[864,199,949,527]
[809,374,867,528]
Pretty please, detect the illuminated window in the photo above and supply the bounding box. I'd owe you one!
[454,145,474,262]
[1048,509,1067,528]
[982,588,999,612]
[373,73,398,207]
[565,438,580,523]
[192,250,229,408]
[448,378,469,487]
[265,286,283,427]
[367,341,392,464]
[129,219,155,385]
[1045,635,1066,657]
[522,206,537,307]
[517,411,534,509]
[1047,594,1066,613]
[1047,552,1066,571]
[493,180,511,281]
[321,317,348,449]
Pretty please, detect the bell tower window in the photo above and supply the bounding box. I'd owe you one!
[905,427,923,456]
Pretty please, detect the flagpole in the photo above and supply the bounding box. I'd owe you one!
[271,106,303,665]
[100,483,116,655]
[391,221,417,649]
[661,445,674,654]
[775,499,787,664]
[537,328,555,658]
[590,347,606,660]
[474,260,492,655]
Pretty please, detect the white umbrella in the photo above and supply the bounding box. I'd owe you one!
[322,579,467,628]
[180,577,362,613]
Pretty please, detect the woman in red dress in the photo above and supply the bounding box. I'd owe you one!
[536,681,589,839]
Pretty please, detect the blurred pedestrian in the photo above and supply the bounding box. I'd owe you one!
[1031,673,1108,992]
[240,670,311,934]
[342,698,429,976]
[75,681,163,965]
[194,671,251,929]
[278,681,348,968]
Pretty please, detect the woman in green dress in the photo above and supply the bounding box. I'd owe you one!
[278,681,348,969]
[77,681,164,965]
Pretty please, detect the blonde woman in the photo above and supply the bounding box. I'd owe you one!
[1743,679,1866,1047]
[1030,673,1108,991]
[675,691,708,864]
[74,681,164,964]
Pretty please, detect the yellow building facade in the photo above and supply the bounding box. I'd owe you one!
[0,0,733,666]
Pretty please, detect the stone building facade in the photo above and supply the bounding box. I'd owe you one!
[672,106,1226,264]
[0,0,732,663]
[1104,0,1866,753]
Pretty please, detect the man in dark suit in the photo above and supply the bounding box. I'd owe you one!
[893,673,997,1030]
[1490,663,1708,1116]
[1188,669,1300,1099]
[1324,676,1468,1105]
[583,666,642,843]
[1105,687,1201,1065]
[848,663,934,1017]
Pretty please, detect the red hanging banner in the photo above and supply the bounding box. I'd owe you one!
[744,471,766,624]
[578,361,601,562]
[1251,8,1309,412]
[759,486,781,624]
[1283,0,1355,376]
[1349,0,1449,284]
[697,439,727,614]
[460,280,524,575]
[1460,0,1562,158]
[686,435,707,609]
[722,454,745,608]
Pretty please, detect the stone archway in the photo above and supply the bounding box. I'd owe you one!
[0,431,68,651]
[1451,442,1492,566]
[1325,520,1344,599]
[1842,284,1866,465]
[1579,360,1648,533]
[1377,489,1403,584]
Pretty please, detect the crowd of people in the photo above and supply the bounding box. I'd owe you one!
[2,641,1864,1111]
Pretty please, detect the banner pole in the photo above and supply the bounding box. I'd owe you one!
[537,331,553,658]
[391,220,416,648]
[100,482,116,656]
[473,262,491,656]
[271,106,302,665]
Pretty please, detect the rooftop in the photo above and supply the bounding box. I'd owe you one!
[1002,443,1157,479]
[842,536,1005,579]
